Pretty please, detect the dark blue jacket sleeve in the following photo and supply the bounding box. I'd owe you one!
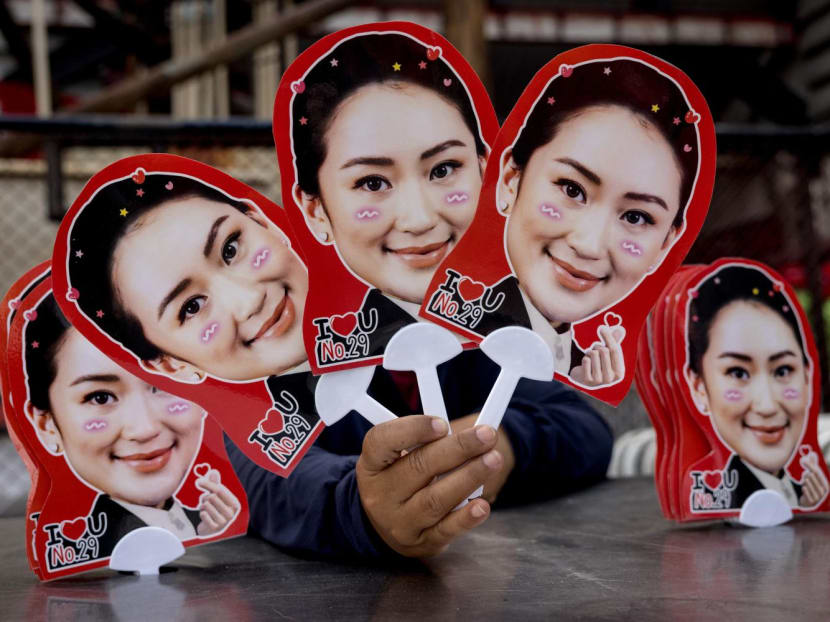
[226,439,397,559]
[229,349,612,558]
[496,378,613,506]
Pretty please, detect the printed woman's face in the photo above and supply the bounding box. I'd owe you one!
[112,197,308,381]
[309,82,484,303]
[504,105,682,325]
[45,329,203,507]
[695,300,808,474]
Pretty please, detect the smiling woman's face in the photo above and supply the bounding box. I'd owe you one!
[112,197,308,381]
[503,105,682,326]
[693,300,808,474]
[44,329,203,507]
[305,82,484,303]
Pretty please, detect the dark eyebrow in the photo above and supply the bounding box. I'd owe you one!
[624,192,668,211]
[341,156,394,170]
[421,139,465,161]
[70,374,120,387]
[157,278,191,320]
[769,350,797,362]
[555,158,601,185]
[203,215,229,257]
[718,352,752,362]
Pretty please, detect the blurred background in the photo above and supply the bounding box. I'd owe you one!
[0,0,829,512]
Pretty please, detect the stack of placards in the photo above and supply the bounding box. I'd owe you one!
[635,258,830,525]
[1,19,727,579]
[1,266,249,580]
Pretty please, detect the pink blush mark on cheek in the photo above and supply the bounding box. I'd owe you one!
[621,240,644,257]
[445,191,469,205]
[538,203,562,220]
[83,419,108,432]
[201,321,219,344]
[251,247,271,269]
[783,388,800,400]
[724,389,743,402]
[167,401,191,414]
[354,207,381,222]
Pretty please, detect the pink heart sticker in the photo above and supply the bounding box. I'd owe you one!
[291,80,306,94]
[67,287,79,301]
[23,309,37,321]
[131,168,146,184]
[193,463,211,478]
[559,64,573,77]
[427,46,441,61]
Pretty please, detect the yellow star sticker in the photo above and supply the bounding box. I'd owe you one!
[392,62,401,71]
[651,104,660,113]
[119,208,128,217]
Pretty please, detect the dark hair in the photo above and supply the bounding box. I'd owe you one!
[291,32,487,196]
[25,294,72,411]
[511,59,699,228]
[67,173,250,362]
[687,265,807,376]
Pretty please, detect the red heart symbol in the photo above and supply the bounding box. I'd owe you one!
[66,287,79,301]
[559,64,573,77]
[131,168,145,184]
[443,78,452,87]
[259,408,285,435]
[683,144,692,152]
[603,312,622,327]
[330,312,358,338]
[61,516,87,541]
[9,299,19,310]
[685,110,700,124]
[458,277,485,302]
[193,462,211,478]
[165,181,174,190]
[426,46,441,61]
[23,309,37,321]
[703,470,722,490]
[291,80,306,94]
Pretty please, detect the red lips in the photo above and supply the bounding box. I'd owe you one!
[388,239,450,270]
[116,445,173,473]
[746,423,787,446]
[549,255,603,293]
[248,292,294,345]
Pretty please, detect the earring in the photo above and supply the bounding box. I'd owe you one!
[50,442,60,454]
[498,200,508,212]
[191,371,203,383]
[318,231,330,243]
